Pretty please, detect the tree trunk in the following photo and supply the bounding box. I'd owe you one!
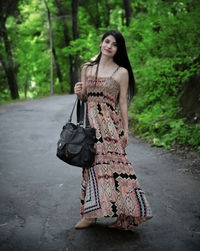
[44,0,63,94]
[123,0,132,26]
[52,46,63,92]
[104,1,110,27]
[54,0,79,93]
[24,78,28,99]
[72,0,79,40]
[0,18,19,99]
[54,0,71,92]
[94,1,101,29]
[70,0,79,94]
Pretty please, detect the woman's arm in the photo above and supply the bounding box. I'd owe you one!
[118,68,129,148]
[118,68,129,132]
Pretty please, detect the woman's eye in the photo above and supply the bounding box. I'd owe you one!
[104,39,117,47]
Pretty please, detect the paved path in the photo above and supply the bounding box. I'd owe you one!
[0,95,199,251]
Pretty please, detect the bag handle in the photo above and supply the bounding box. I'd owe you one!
[68,97,86,126]
[76,99,85,125]
[68,98,78,123]
[83,102,90,127]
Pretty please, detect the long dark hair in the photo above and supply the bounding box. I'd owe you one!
[87,30,136,103]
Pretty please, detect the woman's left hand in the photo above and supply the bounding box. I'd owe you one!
[122,131,129,148]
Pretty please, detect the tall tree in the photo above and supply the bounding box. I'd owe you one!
[54,0,79,93]
[0,0,19,99]
[70,0,79,93]
[43,0,63,94]
[123,0,132,26]
[79,0,113,29]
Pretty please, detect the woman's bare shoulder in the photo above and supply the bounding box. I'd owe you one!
[80,63,91,79]
[81,63,93,75]
[114,66,128,83]
[118,66,128,76]
[81,62,91,70]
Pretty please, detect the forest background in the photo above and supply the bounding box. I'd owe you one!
[0,0,200,152]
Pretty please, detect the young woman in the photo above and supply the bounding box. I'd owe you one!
[74,30,152,230]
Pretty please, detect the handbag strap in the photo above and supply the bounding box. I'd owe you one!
[76,100,91,127]
[68,97,85,126]
[68,98,78,123]
[83,102,90,127]
[76,99,85,125]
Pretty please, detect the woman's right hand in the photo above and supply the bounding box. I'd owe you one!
[74,82,83,95]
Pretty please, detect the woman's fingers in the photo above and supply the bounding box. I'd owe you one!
[74,82,83,93]
[123,134,129,148]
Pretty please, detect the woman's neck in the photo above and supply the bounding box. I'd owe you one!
[99,54,115,68]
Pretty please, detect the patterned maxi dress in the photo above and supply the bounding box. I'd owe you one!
[80,67,153,230]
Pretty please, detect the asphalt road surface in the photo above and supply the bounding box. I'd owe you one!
[0,94,199,251]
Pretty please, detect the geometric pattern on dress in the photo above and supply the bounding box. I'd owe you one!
[84,167,101,214]
[81,179,86,192]
[113,172,137,191]
[98,176,117,204]
[105,118,116,138]
[101,117,110,136]
[124,193,137,215]
[134,188,152,217]
[101,118,120,152]
[94,152,129,166]
[111,202,118,217]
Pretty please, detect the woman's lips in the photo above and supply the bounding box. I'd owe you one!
[104,49,112,53]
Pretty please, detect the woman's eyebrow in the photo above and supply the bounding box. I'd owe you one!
[105,38,117,45]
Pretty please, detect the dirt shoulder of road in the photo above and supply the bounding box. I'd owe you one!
[135,135,200,175]
[167,145,200,175]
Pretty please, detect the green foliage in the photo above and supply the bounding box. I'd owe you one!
[127,0,200,152]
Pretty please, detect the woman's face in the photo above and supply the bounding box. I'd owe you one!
[100,35,118,58]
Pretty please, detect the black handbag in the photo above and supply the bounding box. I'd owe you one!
[56,98,96,168]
